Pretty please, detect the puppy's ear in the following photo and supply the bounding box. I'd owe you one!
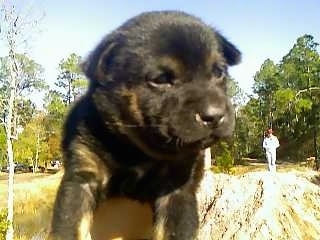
[216,32,241,66]
[82,39,119,84]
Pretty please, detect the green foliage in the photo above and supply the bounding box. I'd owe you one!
[12,113,61,167]
[33,53,87,165]
[15,54,48,95]
[43,91,67,160]
[235,98,266,158]
[253,59,280,97]
[0,53,47,138]
[44,90,67,126]
[0,209,9,240]
[228,77,247,107]
[56,53,87,105]
[13,115,40,164]
[16,99,37,127]
[42,131,62,163]
[212,141,234,173]
[0,114,7,167]
[0,54,47,97]
[41,90,67,162]
[295,98,313,113]
[236,34,320,161]
[273,88,295,115]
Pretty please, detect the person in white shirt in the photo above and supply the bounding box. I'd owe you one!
[262,128,280,172]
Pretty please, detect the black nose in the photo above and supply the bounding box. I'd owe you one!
[199,106,225,126]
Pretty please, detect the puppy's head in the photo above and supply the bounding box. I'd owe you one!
[83,11,241,158]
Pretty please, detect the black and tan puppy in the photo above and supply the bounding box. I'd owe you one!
[50,11,241,240]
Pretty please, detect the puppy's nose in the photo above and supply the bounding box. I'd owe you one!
[199,106,225,126]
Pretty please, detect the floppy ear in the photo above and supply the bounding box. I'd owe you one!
[81,39,119,85]
[216,32,241,66]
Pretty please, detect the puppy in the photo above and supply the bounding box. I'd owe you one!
[50,11,241,240]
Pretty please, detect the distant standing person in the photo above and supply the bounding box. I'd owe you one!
[263,128,280,172]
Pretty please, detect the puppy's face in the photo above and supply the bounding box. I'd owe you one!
[84,11,241,156]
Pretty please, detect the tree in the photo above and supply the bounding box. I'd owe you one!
[55,53,87,105]
[41,90,67,165]
[12,113,47,171]
[228,77,247,108]
[279,35,320,167]
[227,77,248,162]
[208,78,247,168]
[43,90,67,128]
[40,53,86,165]
[15,99,37,127]
[0,54,45,135]
[0,126,6,167]
[1,4,21,239]
[233,97,266,159]
[0,2,44,239]
[253,59,280,128]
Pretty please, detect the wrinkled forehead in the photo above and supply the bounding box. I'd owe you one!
[149,23,221,69]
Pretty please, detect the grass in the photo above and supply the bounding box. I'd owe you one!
[230,163,310,175]
[0,172,61,239]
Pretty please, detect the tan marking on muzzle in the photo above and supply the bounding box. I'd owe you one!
[119,87,144,126]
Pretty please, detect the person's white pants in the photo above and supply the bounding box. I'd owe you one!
[266,150,276,172]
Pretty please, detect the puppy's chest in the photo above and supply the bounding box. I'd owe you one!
[106,161,194,202]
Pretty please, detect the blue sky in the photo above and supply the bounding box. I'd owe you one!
[2,0,320,100]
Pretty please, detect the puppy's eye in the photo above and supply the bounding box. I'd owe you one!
[147,71,175,87]
[212,64,226,79]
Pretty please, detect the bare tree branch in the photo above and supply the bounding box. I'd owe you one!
[295,87,320,98]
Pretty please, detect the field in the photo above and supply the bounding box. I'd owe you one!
[0,160,313,240]
[0,172,61,240]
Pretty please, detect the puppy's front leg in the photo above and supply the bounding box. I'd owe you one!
[49,172,99,240]
[153,190,199,240]
[49,144,108,240]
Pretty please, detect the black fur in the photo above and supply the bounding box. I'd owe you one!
[50,11,241,240]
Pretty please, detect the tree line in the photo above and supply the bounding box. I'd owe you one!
[233,34,320,168]
[0,52,87,170]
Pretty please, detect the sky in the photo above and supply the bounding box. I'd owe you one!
[1,0,320,103]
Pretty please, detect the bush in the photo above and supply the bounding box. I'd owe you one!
[0,209,9,239]
[212,141,234,174]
